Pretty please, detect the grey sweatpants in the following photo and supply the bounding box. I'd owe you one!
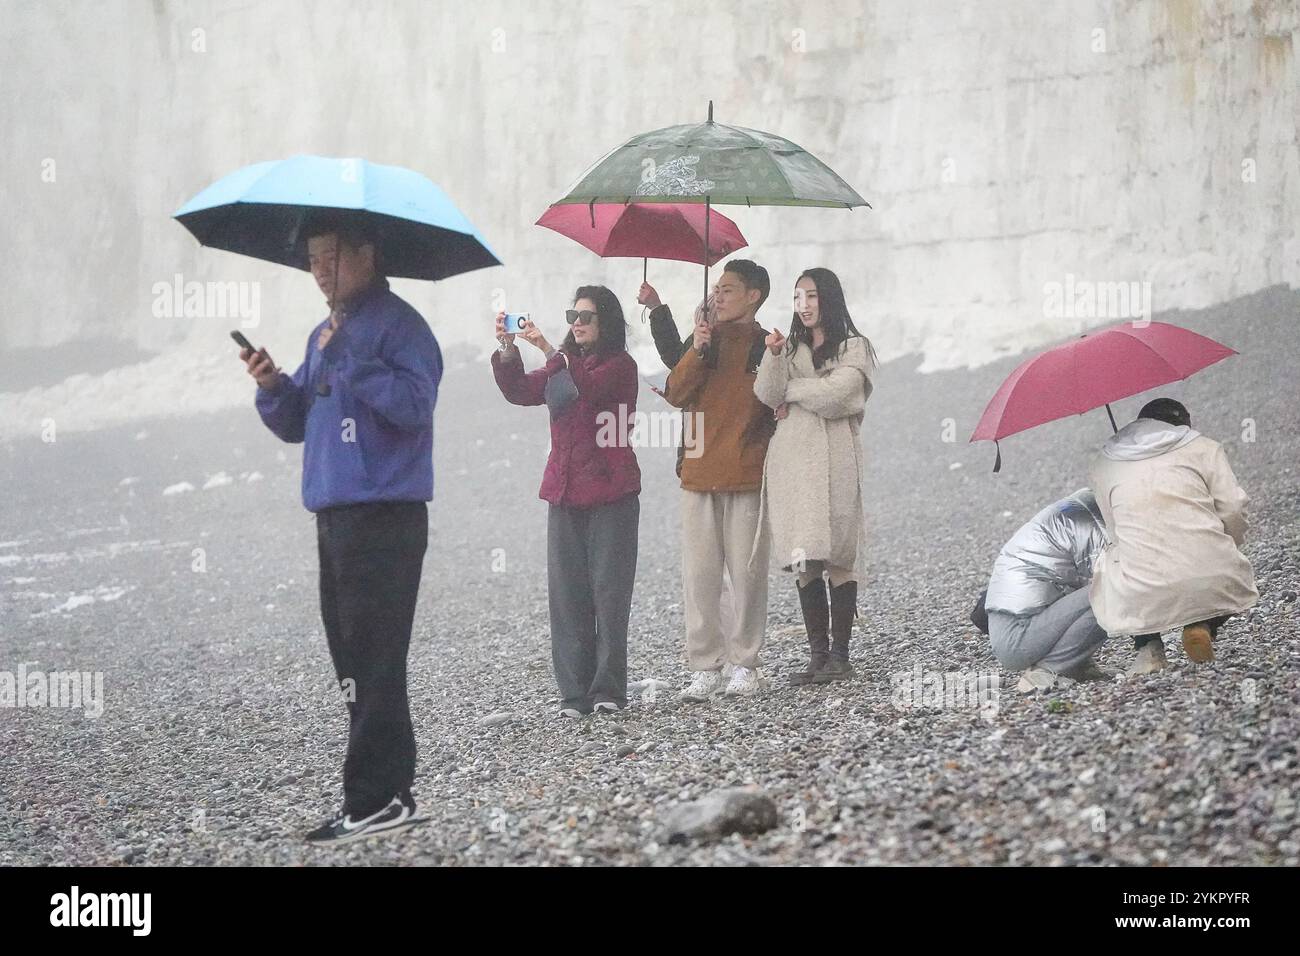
[987,586,1109,674]
[547,494,639,711]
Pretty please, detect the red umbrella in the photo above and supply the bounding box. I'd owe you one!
[970,321,1237,471]
[535,202,746,280]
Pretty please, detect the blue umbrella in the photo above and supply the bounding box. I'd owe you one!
[174,155,501,280]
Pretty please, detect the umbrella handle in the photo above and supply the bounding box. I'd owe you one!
[1105,403,1118,434]
[701,199,717,368]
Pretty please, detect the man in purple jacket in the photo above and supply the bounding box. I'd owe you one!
[240,211,442,846]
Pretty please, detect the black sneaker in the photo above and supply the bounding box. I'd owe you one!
[307,807,346,837]
[304,796,412,847]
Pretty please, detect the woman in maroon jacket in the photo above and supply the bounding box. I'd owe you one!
[491,286,641,717]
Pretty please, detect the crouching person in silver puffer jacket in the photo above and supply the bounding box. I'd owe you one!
[984,489,1113,683]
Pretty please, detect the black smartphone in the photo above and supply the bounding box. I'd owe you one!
[230,330,258,353]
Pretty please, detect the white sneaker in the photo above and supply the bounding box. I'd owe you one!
[682,669,724,701]
[592,701,621,714]
[1126,640,1169,677]
[724,665,762,697]
[1016,667,1058,693]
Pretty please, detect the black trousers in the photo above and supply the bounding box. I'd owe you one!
[316,501,427,818]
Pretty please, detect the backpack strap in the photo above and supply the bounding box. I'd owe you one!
[747,327,768,374]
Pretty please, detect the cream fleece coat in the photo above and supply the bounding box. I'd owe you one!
[751,336,873,574]
[1088,419,1259,635]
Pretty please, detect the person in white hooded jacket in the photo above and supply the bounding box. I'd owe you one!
[984,489,1112,683]
[1088,398,1258,676]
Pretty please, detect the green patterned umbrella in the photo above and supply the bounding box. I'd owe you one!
[555,102,869,209]
[552,103,868,343]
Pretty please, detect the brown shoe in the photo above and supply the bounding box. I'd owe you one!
[1182,623,1214,663]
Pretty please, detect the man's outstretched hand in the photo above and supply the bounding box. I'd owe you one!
[241,347,280,389]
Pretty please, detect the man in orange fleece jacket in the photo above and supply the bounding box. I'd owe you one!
[664,259,775,700]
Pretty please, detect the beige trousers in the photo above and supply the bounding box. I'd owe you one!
[681,489,770,671]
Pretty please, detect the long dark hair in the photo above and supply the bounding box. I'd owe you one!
[562,285,627,356]
[787,268,878,369]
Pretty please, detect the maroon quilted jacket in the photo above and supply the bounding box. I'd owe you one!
[491,347,641,509]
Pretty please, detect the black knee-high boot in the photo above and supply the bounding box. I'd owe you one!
[816,580,857,682]
[790,577,830,686]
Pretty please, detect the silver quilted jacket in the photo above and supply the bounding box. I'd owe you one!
[985,489,1108,616]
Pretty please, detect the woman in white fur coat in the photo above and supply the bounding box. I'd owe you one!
[753,268,877,684]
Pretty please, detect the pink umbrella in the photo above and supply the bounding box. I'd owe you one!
[535,202,747,281]
[970,321,1238,471]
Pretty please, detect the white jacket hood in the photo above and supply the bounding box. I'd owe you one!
[1102,418,1201,461]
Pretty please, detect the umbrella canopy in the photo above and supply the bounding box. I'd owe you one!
[174,155,500,281]
[535,202,746,266]
[553,103,868,209]
[548,102,868,355]
[970,321,1237,464]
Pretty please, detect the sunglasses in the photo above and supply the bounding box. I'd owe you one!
[565,309,598,326]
